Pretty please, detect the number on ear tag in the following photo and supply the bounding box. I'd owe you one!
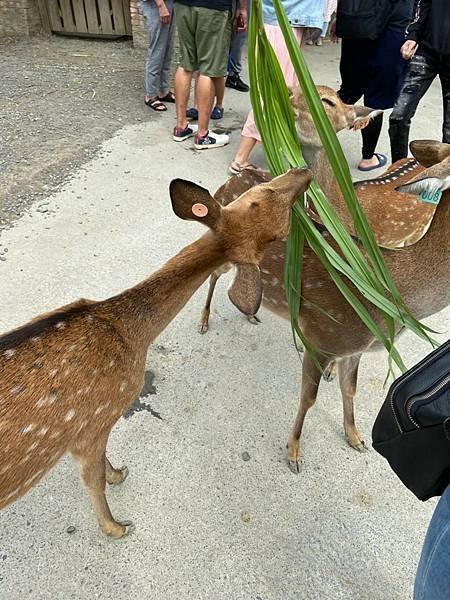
[419,189,442,204]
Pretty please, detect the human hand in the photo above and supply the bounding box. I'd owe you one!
[329,17,339,43]
[235,8,247,32]
[401,40,418,60]
[158,3,170,25]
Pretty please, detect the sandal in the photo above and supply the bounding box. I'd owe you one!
[228,160,260,175]
[145,97,167,112]
[357,152,387,172]
[158,91,175,103]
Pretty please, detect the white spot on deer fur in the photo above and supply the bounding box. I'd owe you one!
[94,404,107,415]
[50,368,58,377]
[4,349,15,358]
[22,424,35,435]
[68,344,77,352]
[261,278,268,285]
[49,391,57,404]
[109,359,116,367]
[270,277,279,286]
[37,426,48,437]
[55,321,66,329]
[28,442,38,451]
[261,268,270,275]
[12,385,24,395]
[86,315,94,323]
[65,409,76,421]
[31,336,40,343]
[120,382,127,392]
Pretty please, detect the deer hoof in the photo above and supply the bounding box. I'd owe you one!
[247,315,261,325]
[103,519,134,539]
[198,319,210,334]
[322,361,337,382]
[346,437,369,453]
[287,458,302,474]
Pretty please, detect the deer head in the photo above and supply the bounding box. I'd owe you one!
[290,85,382,147]
[170,168,312,316]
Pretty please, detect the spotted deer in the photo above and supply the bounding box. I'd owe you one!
[199,86,450,473]
[0,169,312,537]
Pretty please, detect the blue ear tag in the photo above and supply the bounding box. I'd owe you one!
[419,189,442,204]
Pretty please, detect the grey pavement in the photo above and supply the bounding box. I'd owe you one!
[0,43,446,600]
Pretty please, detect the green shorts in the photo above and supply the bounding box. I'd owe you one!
[174,4,232,78]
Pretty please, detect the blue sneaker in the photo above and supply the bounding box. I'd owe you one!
[210,106,224,120]
[186,107,198,120]
[173,124,198,142]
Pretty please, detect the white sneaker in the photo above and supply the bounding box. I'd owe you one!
[194,130,229,150]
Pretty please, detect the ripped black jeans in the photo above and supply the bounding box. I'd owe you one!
[389,49,450,163]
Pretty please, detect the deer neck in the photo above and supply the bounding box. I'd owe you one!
[102,232,224,350]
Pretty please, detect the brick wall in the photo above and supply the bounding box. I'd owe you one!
[130,0,147,49]
[0,0,43,37]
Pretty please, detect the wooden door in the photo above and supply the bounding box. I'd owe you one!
[45,0,132,37]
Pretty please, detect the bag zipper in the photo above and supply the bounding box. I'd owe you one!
[388,341,450,434]
[405,374,450,429]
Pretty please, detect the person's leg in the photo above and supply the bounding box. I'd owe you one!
[194,7,231,147]
[389,52,438,163]
[214,77,225,109]
[173,3,199,137]
[414,485,450,600]
[175,67,194,129]
[439,54,450,144]
[159,6,176,98]
[233,135,258,167]
[142,1,166,108]
[360,113,384,166]
[196,73,215,136]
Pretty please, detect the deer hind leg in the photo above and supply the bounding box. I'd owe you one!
[105,457,129,485]
[199,272,221,334]
[72,435,133,538]
[287,352,329,474]
[338,354,367,452]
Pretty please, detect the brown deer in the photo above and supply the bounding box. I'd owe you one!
[199,86,450,473]
[0,169,312,537]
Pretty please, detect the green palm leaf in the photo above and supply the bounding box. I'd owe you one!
[247,0,436,374]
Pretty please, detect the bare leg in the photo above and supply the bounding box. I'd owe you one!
[196,74,215,137]
[199,272,221,334]
[287,352,328,473]
[214,76,226,108]
[105,457,129,485]
[338,354,367,452]
[72,435,132,538]
[234,135,258,166]
[175,67,193,130]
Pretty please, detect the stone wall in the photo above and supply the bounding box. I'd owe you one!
[0,0,43,37]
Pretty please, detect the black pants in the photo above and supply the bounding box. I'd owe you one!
[389,49,450,164]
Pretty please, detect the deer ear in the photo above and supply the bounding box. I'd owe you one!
[410,140,450,168]
[352,108,383,131]
[227,264,263,316]
[170,179,223,229]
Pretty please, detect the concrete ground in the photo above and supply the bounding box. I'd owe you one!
[0,41,446,600]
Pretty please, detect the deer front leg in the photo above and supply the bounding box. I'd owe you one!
[72,435,133,538]
[338,354,367,452]
[199,272,221,334]
[105,457,129,486]
[287,352,327,473]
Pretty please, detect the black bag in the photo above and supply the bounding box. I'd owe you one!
[335,0,396,40]
[372,340,450,501]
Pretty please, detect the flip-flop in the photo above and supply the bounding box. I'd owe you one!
[357,152,387,172]
[145,97,167,112]
[158,91,175,103]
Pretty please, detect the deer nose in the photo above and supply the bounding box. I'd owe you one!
[270,168,313,203]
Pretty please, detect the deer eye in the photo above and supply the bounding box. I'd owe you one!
[321,97,336,107]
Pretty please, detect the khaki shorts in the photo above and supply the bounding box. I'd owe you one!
[174,4,232,78]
